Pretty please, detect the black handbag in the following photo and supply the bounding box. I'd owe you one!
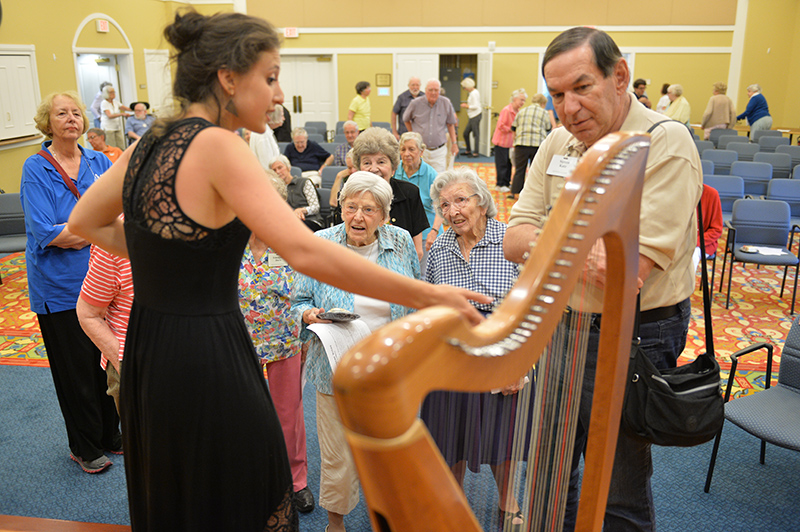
[621,199,724,446]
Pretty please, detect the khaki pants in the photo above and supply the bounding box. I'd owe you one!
[316,392,360,515]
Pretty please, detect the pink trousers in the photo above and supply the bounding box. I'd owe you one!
[265,354,308,491]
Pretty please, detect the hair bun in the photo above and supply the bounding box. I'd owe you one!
[164,10,207,53]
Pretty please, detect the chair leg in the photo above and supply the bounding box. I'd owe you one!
[704,425,725,493]
[760,439,766,465]
[719,247,730,293]
[726,258,735,309]
[710,254,716,294]
[792,263,799,315]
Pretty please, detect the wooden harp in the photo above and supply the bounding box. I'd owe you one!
[333,131,650,531]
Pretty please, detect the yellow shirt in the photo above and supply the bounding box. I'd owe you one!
[349,95,371,130]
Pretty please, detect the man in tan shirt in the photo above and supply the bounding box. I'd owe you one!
[504,27,702,532]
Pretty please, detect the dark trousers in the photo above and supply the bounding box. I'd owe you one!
[494,146,512,187]
[562,298,691,532]
[38,309,121,461]
[511,145,539,194]
[463,114,481,153]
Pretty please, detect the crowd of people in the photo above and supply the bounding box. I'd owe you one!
[18,8,782,532]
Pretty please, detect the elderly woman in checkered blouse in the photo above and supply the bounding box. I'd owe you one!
[420,166,533,531]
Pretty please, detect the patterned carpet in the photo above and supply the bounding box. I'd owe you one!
[1,160,793,398]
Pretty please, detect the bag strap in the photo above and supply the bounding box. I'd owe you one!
[37,149,81,199]
[697,199,715,359]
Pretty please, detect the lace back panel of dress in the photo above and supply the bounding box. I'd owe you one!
[123,118,223,243]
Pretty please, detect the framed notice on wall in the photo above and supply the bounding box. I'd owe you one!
[375,74,391,87]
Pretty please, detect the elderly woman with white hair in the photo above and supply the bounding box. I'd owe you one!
[737,83,773,134]
[460,77,482,157]
[421,166,531,530]
[292,171,420,532]
[270,155,324,231]
[352,127,429,260]
[396,131,445,252]
[664,84,691,127]
[491,88,527,193]
[100,85,131,149]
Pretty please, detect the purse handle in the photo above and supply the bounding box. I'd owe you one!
[37,149,80,199]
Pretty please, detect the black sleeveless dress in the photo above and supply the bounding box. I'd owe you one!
[120,118,298,531]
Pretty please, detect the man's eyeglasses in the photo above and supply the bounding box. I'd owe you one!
[439,194,478,213]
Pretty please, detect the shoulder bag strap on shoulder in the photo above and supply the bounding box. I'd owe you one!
[37,149,81,199]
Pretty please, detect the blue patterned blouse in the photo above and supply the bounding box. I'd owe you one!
[291,223,420,394]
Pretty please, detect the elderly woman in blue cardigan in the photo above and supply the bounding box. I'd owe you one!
[292,171,419,532]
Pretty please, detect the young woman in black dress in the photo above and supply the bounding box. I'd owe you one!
[68,9,489,532]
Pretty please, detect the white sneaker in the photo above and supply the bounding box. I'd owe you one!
[498,186,511,193]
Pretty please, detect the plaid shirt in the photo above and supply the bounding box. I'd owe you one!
[425,218,519,315]
[513,104,550,147]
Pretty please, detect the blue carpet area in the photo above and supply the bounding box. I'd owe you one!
[1,364,799,530]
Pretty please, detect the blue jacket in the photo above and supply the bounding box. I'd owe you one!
[20,141,111,313]
[737,93,770,124]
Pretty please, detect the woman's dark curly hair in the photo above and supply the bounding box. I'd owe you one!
[157,9,281,132]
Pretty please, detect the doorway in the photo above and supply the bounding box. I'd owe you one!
[280,55,336,132]
[76,53,124,126]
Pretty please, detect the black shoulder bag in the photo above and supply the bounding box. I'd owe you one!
[621,189,725,446]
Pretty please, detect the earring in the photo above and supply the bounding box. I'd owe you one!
[226,93,238,117]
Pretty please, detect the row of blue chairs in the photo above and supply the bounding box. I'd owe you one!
[707,128,786,147]
[697,141,800,165]
[701,150,796,178]
[277,141,345,156]
[303,121,393,138]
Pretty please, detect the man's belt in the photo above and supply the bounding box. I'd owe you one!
[564,302,682,327]
[639,303,682,324]
[428,143,446,151]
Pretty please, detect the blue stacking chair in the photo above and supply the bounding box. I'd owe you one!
[765,179,800,229]
[776,145,800,170]
[289,166,302,178]
[718,199,800,313]
[318,187,332,227]
[729,142,760,162]
[752,130,784,143]
[372,122,392,132]
[702,149,737,175]
[321,143,339,155]
[754,152,793,179]
[718,135,750,150]
[710,129,740,148]
[701,159,715,176]
[695,140,715,154]
[759,136,791,153]
[304,121,328,134]
[704,314,800,492]
[335,121,346,134]
[731,161,772,196]
[333,133,348,144]
[320,166,345,189]
[307,133,325,144]
[704,175,744,224]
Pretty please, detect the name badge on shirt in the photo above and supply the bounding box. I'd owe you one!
[546,155,579,178]
[268,253,288,268]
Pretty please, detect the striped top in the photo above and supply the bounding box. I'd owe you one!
[79,245,134,369]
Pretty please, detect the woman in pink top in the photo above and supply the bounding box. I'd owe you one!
[491,89,527,192]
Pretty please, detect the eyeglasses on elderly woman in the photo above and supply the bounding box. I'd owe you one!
[439,194,478,213]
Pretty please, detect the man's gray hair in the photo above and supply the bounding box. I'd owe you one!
[340,171,394,220]
[430,166,497,219]
[747,84,762,94]
[425,79,442,90]
[343,120,358,131]
[291,127,308,140]
[352,127,400,173]
[511,88,528,101]
[399,131,426,152]
[87,128,105,138]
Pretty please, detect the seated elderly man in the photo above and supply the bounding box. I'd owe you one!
[284,127,333,187]
[86,128,123,163]
[125,102,156,142]
[333,121,359,167]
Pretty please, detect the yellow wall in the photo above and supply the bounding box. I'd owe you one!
[250,0,736,27]
[738,0,799,127]
[0,0,233,193]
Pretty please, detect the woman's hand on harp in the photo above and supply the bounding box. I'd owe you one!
[425,284,492,326]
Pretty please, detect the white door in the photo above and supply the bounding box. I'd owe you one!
[144,49,172,117]
[281,56,336,132]
[394,53,439,102]
[477,52,493,157]
[76,53,119,122]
